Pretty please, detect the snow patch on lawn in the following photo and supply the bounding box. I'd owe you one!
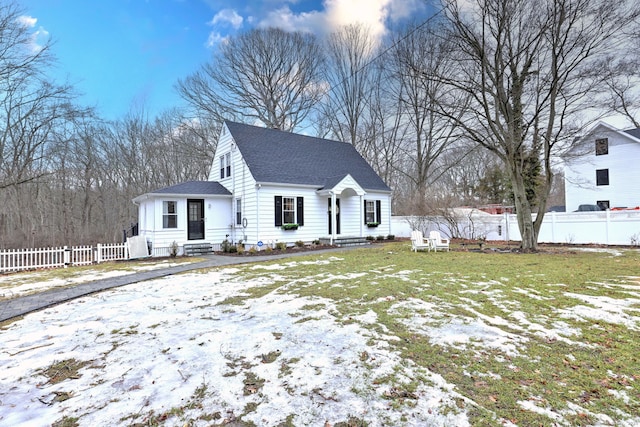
[0,270,469,427]
[0,260,194,300]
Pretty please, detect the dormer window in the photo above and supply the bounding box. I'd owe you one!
[595,138,608,156]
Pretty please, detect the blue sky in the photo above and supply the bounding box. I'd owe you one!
[19,0,429,120]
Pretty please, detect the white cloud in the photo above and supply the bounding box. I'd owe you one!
[16,15,37,28]
[210,8,244,29]
[206,31,228,48]
[17,15,49,52]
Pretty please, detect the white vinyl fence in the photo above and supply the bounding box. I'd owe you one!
[392,210,640,246]
[0,243,130,274]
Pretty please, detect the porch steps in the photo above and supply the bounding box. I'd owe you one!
[319,237,370,247]
[183,243,214,256]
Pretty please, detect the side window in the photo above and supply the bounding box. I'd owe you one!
[365,200,376,223]
[163,201,177,228]
[596,169,609,186]
[595,138,608,156]
[236,198,242,225]
[364,200,382,224]
[226,152,231,177]
[219,156,225,179]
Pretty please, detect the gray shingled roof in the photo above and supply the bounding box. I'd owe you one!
[624,128,640,140]
[225,121,392,192]
[150,181,231,196]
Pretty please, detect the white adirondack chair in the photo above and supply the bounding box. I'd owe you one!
[429,230,450,252]
[411,230,430,252]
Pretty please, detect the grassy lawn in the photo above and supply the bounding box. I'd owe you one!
[224,242,640,426]
[2,241,638,426]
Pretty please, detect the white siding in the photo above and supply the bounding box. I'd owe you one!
[565,127,640,211]
[138,196,231,254]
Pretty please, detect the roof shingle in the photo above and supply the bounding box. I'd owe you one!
[225,121,391,192]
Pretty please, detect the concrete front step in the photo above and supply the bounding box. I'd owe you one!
[183,243,214,256]
[319,237,370,247]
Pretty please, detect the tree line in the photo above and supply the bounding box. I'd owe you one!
[1,0,639,250]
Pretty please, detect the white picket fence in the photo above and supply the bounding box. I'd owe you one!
[0,242,130,274]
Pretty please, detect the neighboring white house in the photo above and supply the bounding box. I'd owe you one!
[133,121,392,255]
[564,121,640,212]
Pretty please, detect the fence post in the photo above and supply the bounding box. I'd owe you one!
[96,244,102,264]
[606,209,610,245]
[63,246,71,268]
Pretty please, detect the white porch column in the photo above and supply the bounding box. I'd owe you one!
[331,192,337,245]
[359,195,364,237]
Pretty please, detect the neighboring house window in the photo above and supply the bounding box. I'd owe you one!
[163,201,177,228]
[274,196,304,226]
[364,200,382,224]
[596,169,609,186]
[597,200,610,210]
[595,138,608,156]
[220,153,231,179]
[236,198,242,225]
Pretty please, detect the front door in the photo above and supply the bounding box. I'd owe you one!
[187,199,205,240]
[328,198,340,235]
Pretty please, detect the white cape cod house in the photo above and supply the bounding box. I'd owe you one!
[133,121,392,256]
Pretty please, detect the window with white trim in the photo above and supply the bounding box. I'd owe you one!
[236,198,242,225]
[274,196,304,226]
[364,199,382,225]
[219,152,231,179]
[365,200,376,223]
[283,197,295,224]
[163,201,177,228]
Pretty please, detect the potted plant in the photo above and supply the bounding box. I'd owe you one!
[366,222,379,228]
[282,223,299,230]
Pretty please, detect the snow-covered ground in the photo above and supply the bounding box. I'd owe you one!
[0,260,194,300]
[1,255,639,426]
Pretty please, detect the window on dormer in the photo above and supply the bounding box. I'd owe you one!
[595,138,608,156]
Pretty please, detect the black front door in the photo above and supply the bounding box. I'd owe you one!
[187,199,205,240]
[328,198,340,235]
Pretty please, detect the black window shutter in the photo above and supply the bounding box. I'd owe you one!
[274,196,283,226]
[297,197,304,226]
[376,200,382,224]
[364,200,367,224]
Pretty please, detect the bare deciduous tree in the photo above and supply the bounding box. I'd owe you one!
[433,0,640,251]
[0,2,76,190]
[320,23,377,147]
[177,28,324,132]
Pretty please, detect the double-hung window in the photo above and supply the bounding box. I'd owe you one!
[274,196,304,226]
[220,152,231,179]
[364,200,382,225]
[236,198,242,226]
[282,197,295,224]
[163,201,177,228]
